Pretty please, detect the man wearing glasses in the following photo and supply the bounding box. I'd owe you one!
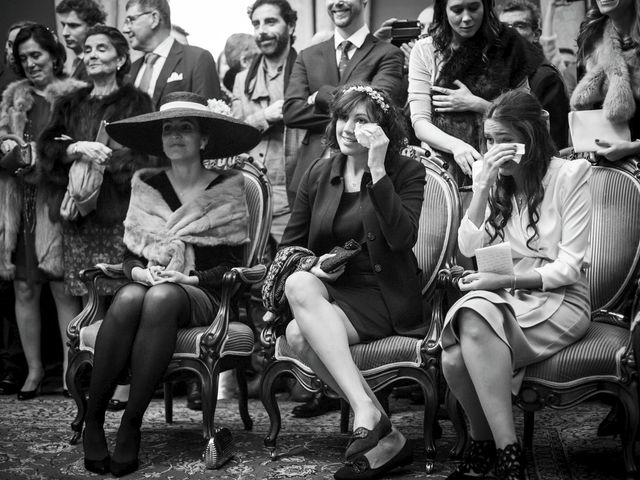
[123,0,220,108]
[498,0,570,149]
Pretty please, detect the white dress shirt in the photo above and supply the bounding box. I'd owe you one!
[135,36,175,97]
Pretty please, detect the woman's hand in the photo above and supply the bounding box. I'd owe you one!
[0,139,18,155]
[475,143,518,190]
[68,141,112,166]
[431,80,488,114]
[459,272,511,292]
[310,253,346,282]
[363,123,389,177]
[156,269,198,285]
[451,141,482,177]
[595,139,640,162]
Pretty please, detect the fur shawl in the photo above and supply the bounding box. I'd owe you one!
[0,77,87,280]
[431,26,538,183]
[570,20,640,123]
[123,168,250,275]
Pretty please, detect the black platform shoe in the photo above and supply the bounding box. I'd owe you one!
[446,438,496,479]
[495,442,524,480]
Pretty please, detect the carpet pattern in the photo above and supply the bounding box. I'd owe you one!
[0,394,630,479]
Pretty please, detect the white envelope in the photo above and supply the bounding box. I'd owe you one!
[167,72,183,82]
[569,109,630,153]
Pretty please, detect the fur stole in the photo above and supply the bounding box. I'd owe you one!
[0,77,86,280]
[431,26,538,182]
[123,168,250,275]
[570,20,640,123]
[0,77,87,139]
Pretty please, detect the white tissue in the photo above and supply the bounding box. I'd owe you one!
[354,123,378,148]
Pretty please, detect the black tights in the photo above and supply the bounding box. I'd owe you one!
[83,282,190,463]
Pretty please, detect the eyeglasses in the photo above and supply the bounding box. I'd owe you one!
[123,11,153,26]
[502,21,533,31]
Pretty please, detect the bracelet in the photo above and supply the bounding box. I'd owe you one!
[509,275,517,295]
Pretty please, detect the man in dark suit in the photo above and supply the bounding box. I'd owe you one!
[283,0,404,204]
[123,0,221,108]
[56,0,106,80]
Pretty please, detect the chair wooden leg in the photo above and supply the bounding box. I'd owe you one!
[260,361,290,459]
[201,369,220,439]
[235,365,253,431]
[445,387,467,459]
[164,382,173,424]
[340,399,350,433]
[67,353,90,445]
[523,410,534,448]
[415,373,438,474]
[619,390,639,480]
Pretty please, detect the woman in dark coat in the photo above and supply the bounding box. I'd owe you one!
[38,25,153,297]
[279,83,425,479]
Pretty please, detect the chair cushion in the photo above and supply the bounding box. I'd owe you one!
[80,321,254,358]
[523,321,628,383]
[275,335,423,374]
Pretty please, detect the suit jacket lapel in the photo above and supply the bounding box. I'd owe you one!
[153,41,183,105]
[321,38,340,86]
[341,34,376,82]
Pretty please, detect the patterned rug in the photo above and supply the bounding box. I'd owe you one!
[0,393,628,479]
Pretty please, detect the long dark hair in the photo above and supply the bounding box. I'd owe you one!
[485,90,556,249]
[12,24,66,79]
[324,82,407,160]
[428,0,502,61]
[577,2,640,61]
[85,25,131,84]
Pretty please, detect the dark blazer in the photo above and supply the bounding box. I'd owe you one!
[280,153,427,337]
[282,34,404,203]
[127,39,221,108]
[530,60,570,150]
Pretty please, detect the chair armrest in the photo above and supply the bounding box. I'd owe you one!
[67,263,126,345]
[198,265,266,359]
[421,265,468,356]
[231,264,267,284]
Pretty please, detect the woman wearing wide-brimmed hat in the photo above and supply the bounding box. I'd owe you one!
[81,91,260,477]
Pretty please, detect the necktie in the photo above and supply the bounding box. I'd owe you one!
[338,41,353,79]
[137,52,160,95]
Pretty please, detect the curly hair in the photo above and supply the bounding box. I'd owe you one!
[12,24,67,79]
[577,1,640,61]
[55,0,106,26]
[85,25,131,83]
[484,90,556,249]
[248,0,298,44]
[324,82,407,161]
[428,0,502,61]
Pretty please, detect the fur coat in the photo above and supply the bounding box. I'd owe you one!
[38,83,154,225]
[431,26,538,184]
[570,20,640,125]
[0,77,86,280]
[123,168,250,275]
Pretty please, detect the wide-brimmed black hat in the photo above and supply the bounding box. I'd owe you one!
[105,91,260,159]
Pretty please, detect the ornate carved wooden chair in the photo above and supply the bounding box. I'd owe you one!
[443,157,640,480]
[259,147,462,473]
[65,159,272,463]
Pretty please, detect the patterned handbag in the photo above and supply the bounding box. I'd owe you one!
[203,427,234,469]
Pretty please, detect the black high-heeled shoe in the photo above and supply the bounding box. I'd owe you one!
[82,431,110,475]
[446,438,496,479]
[17,379,43,401]
[111,429,141,477]
[495,442,524,480]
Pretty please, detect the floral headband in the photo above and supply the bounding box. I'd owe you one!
[343,85,389,113]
